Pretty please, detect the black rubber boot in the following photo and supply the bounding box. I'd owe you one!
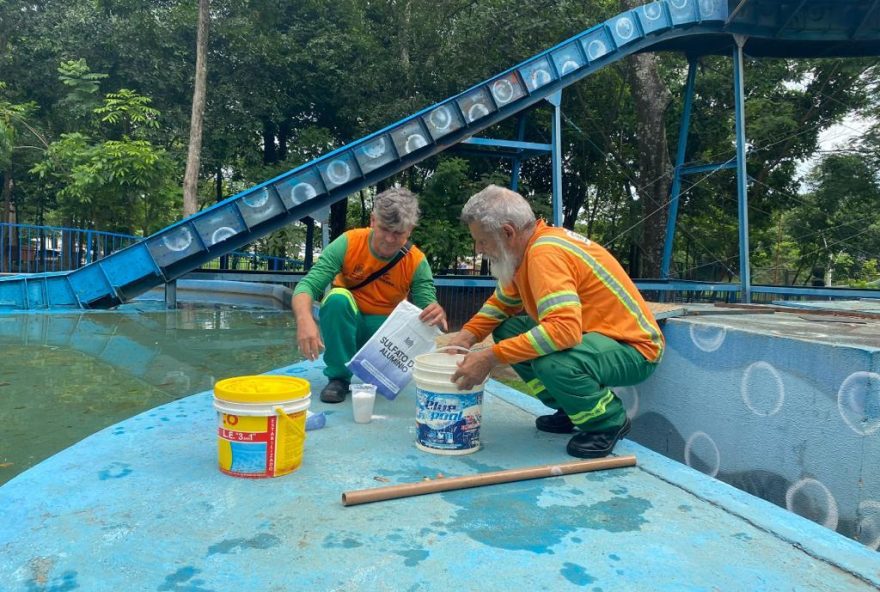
[566,417,631,459]
[320,378,350,404]
[535,409,575,434]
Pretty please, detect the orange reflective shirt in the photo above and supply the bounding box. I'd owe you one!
[462,220,664,365]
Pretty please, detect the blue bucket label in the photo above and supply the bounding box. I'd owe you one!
[416,388,482,451]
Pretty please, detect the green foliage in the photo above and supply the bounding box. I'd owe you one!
[410,158,478,272]
[0,0,878,289]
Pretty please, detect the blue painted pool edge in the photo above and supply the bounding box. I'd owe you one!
[485,378,880,588]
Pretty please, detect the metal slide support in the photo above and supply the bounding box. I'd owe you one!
[661,58,698,280]
[733,36,752,303]
[510,115,529,192]
[165,279,177,309]
[548,91,563,227]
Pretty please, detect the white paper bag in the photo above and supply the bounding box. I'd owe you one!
[346,300,441,400]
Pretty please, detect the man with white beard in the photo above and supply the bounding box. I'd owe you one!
[447,185,665,458]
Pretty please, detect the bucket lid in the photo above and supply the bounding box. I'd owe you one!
[214,375,310,404]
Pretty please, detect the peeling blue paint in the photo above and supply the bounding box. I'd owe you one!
[207,533,280,555]
[98,462,132,480]
[608,554,620,561]
[157,567,215,592]
[678,505,692,512]
[561,562,597,586]
[322,533,363,549]
[442,478,651,553]
[25,570,79,592]
[396,549,429,566]
[733,532,753,541]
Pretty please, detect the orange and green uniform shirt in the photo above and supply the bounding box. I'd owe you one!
[462,220,664,365]
[293,228,437,314]
[293,228,437,380]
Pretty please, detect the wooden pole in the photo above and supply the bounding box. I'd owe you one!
[342,455,636,507]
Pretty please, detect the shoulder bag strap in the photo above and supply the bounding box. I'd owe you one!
[345,240,412,291]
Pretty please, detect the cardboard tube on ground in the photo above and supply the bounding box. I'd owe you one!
[342,455,636,507]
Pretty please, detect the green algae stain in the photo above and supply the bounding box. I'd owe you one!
[561,562,597,586]
[441,483,652,553]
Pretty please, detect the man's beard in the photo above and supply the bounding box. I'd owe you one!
[489,246,519,286]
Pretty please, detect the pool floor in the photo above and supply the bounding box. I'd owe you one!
[2,360,879,591]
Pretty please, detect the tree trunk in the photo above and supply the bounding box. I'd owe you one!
[182,0,210,217]
[621,0,672,278]
[330,199,347,241]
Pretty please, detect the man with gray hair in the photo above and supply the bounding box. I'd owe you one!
[293,187,447,403]
[448,185,664,458]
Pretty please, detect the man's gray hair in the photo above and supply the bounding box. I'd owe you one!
[461,185,536,232]
[373,187,420,231]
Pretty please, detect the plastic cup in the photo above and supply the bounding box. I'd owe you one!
[351,384,377,424]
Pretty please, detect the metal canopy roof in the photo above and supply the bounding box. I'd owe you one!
[649,0,880,57]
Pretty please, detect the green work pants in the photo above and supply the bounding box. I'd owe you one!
[493,316,658,432]
[319,288,388,381]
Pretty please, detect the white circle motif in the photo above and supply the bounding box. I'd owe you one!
[292,182,316,203]
[740,361,785,417]
[588,40,608,60]
[857,501,880,550]
[363,138,387,159]
[466,103,490,122]
[162,227,193,252]
[700,0,720,15]
[560,59,580,75]
[492,79,515,104]
[326,160,351,185]
[429,107,452,131]
[616,386,640,419]
[644,3,662,20]
[211,227,236,245]
[616,17,634,39]
[785,478,839,530]
[242,190,269,209]
[684,431,720,477]
[671,0,689,9]
[689,323,727,352]
[837,371,880,436]
[529,69,551,89]
[404,134,428,153]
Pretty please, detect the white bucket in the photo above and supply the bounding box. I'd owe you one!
[413,347,485,455]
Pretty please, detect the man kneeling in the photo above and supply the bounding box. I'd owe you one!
[448,185,664,458]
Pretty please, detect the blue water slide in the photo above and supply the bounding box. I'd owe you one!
[0,0,732,310]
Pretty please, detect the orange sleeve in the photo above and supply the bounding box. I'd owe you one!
[492,245,583,365]
[461,283,523,343]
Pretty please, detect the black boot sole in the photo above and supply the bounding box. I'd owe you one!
[566,418,631,459]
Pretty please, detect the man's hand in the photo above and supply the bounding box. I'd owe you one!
[450,347,499,391]
[419,302,448,332]
[296,317,324,361]
[444,329,479,353]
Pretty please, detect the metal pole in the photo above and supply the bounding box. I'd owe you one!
[548,91,563,227]
[661,59,698,280]
[165,279,177,309]
[511,115,528,192]
[733,36,752,303]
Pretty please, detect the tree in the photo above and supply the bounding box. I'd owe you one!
[182,0,210,217]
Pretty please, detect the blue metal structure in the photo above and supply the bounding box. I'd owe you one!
[1,0,878,310]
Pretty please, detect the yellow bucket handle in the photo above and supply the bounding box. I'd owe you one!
[273,406,307,443]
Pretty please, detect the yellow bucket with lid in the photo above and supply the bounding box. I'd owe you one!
[213,375,311,478]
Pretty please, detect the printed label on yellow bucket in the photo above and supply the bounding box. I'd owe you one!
[217,411,305,478]
[213,375,311,479]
